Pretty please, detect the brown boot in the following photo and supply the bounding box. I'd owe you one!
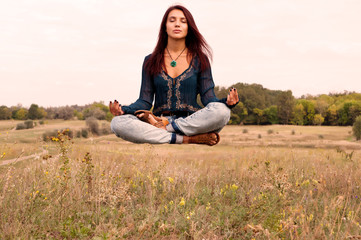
[185,132,220,146]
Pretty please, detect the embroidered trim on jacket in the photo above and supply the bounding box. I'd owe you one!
[160,71,173,110]
[175,67,193,109]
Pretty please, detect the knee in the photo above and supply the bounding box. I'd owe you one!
[110,115,134,136]
[208,102,231,123]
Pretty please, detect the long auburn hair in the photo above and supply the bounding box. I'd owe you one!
[145,5,212,76]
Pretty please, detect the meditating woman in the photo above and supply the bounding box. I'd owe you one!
[109,5,239,146]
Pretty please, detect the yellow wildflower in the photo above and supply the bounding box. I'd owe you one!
[168,177,174,184]
[179,197,185,206]
[206,202,211,211]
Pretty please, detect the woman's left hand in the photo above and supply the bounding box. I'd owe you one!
[226,88,239,106]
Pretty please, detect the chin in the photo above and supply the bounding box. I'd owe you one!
[170,35,187,40]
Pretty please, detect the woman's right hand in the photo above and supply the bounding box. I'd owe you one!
[109,100,124,116]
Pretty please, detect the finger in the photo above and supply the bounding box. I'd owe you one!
[109,101,114,115]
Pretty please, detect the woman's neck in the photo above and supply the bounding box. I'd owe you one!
[167,38,186,52]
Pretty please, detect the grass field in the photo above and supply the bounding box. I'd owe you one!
[0,120,360,239]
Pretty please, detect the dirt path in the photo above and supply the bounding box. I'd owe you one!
[0,150,48,167]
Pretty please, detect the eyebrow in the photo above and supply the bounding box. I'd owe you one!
[169,16,186,20]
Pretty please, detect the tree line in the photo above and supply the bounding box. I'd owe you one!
[0,102,113,122]
[1,83,361,126]
[214,83,361,126]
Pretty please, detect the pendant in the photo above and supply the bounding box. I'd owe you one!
[170,60,177,67]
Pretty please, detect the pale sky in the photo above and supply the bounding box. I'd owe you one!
[1,0,361,107]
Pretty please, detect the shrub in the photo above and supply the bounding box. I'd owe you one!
[267,129,274,134]
[39,120,44,125]
[101,123,111,135]
[62,128,73,138]
[76,131,81,138]
[86,117,100,135]
[353,115,361,140]
[242,129,248,134]
[291,130,295,135]
[81,128,89,138]
[42,130,58,141]
[24,120,34,129]
[319,135,324,139]
[16,123,26,130]
[258,134,262,139]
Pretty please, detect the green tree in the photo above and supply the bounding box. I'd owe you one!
[229,113,241,125]
[28,104,40,119]
[292,103,305,125]
[263,105,279,124]
[253,108,264,125]
[277,90,294,124]
[298,99,315,125]
[313,114,325,126]
[37,107,47,119]
[326,104,338,125]
[337,101,361,125]
[0,106,12,120]
[315,94,333,116]
[353,115,361,140]
[14,108,28,120]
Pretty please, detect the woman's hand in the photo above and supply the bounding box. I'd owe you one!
[226,88,239,106]
[109,100,124,116]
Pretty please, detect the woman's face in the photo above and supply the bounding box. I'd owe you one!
[166,9,188,40]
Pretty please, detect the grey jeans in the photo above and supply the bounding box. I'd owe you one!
[110,102,231,144]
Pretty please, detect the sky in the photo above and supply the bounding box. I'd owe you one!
[1,0,361,108]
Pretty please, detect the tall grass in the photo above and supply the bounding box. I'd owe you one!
[0,130,360,239]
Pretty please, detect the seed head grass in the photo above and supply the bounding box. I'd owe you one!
[0,124,360,239]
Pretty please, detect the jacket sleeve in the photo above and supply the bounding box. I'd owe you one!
[121,55,154,114]
[197,58,238,109]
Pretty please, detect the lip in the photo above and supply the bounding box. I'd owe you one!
[173,30,181,34]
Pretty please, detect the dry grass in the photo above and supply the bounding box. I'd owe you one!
[0,122,360,239]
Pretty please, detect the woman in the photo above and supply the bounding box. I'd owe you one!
[109,5,239,146]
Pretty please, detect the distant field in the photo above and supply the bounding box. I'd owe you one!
[0,120,360,239]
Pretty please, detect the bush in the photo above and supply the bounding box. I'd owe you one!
[24,120,34,129]
[76,131,81,138]
[42,130,58,141]
[258,134,262,139]
[16,123,26,130]
[267,129,274,134]
[291,130,295,135]
[353,115,361,140]
[101,123,111,135]
[81,128,89,138]
[86,117,100,135]
[39,120,44,125]
[62,128,73,138]
[242,129,248,134]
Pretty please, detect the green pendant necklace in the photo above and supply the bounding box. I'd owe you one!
[166,47,186,67]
